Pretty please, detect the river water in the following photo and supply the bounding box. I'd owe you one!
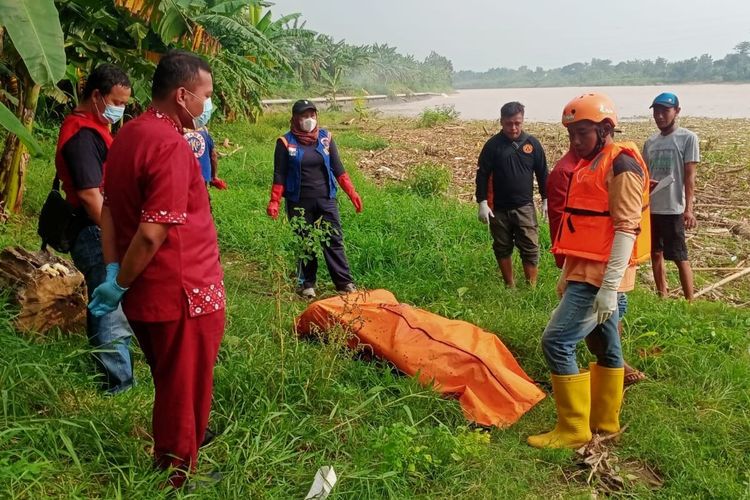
[373,84,750,122]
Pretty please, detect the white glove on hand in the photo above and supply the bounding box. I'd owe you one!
[593,288,618,324]
[593,231,636,324]
[541,198,548,221]
[478,200,494,224]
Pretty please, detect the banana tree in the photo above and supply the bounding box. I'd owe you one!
[113,0,292,119]
[0,0,65,215]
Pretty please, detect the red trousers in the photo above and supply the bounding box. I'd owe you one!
[130,306,225,474]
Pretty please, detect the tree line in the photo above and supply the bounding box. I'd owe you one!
[454,42,750,88]
[0,0,453,216]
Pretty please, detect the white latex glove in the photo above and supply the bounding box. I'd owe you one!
[593,288,618,324]
[541,198,548,221]
[593,231,636,324]
[478,200,494,224]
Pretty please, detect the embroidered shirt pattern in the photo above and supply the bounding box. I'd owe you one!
[141,209,187,224]
[147,106,182,133]
[185,281,226,317]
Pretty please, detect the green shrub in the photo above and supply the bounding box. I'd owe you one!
[417,105,459,128]
[407,162,452,197]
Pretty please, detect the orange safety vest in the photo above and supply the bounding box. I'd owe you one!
[552,142,651,265]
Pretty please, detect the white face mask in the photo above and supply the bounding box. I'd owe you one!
[300,117,317,132]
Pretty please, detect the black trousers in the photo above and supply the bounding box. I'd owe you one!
[286,197,354,290]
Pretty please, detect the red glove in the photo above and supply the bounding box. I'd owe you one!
[337,173,363,213]
[210,177,228,190]
[267,184,284,219]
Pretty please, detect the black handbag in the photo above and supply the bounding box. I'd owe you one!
[37,176,77,253]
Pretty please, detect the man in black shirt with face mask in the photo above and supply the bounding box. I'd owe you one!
[54,64,135,394]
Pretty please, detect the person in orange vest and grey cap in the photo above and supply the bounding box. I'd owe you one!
[266,99,362,298]
[527,92,651,449]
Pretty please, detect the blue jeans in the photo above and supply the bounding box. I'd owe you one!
[542,282,623,375]
[617,292,628,318]
[70,225,134,394]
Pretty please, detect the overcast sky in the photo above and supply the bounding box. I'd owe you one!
[270,0,750,71]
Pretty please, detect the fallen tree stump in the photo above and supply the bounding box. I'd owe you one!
[0,246,87,334]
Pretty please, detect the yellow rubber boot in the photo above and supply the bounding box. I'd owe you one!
[527,372,592,449]
[589,362,625,434]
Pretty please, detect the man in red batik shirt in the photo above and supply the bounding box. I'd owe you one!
[89,50,224,487]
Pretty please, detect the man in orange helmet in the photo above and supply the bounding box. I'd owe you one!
[547,147,646,387]
[527,93,651,449]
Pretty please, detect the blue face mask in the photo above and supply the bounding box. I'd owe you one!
[96,95,125,124]
[185,90,214,129]
[103,103,125,124]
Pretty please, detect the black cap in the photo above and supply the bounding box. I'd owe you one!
[292,99,317,114]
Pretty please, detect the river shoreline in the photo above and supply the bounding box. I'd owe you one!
[261,92,443,113]
[368,84,750,121]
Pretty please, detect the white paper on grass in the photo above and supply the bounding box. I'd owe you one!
[304,466,337,500]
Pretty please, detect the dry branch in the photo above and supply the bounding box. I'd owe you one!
[694,267,750,298]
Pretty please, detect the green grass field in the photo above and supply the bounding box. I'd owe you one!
[1,113,749,499]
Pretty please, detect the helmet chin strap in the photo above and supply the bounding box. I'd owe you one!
[584,125,609,160]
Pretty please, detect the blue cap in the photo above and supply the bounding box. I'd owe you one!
[650,92,679,108]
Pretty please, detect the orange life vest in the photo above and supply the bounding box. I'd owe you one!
[552,142,651,265]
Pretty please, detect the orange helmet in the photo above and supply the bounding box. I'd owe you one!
[561,92,618,127]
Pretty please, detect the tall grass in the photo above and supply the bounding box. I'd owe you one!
[0,114,748,498]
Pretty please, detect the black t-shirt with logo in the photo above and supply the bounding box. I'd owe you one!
[475,131,548,210]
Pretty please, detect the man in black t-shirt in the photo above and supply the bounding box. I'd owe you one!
[54,64,135,394]
[475,101,548,287]
[61,128,108,226]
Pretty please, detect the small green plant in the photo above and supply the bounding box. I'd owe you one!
[353,95,370,121]
[372,423,490,480]
[288,208,334,269]
[407,162,452,197]
[417,105,459,128]
[373,422,440,477]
